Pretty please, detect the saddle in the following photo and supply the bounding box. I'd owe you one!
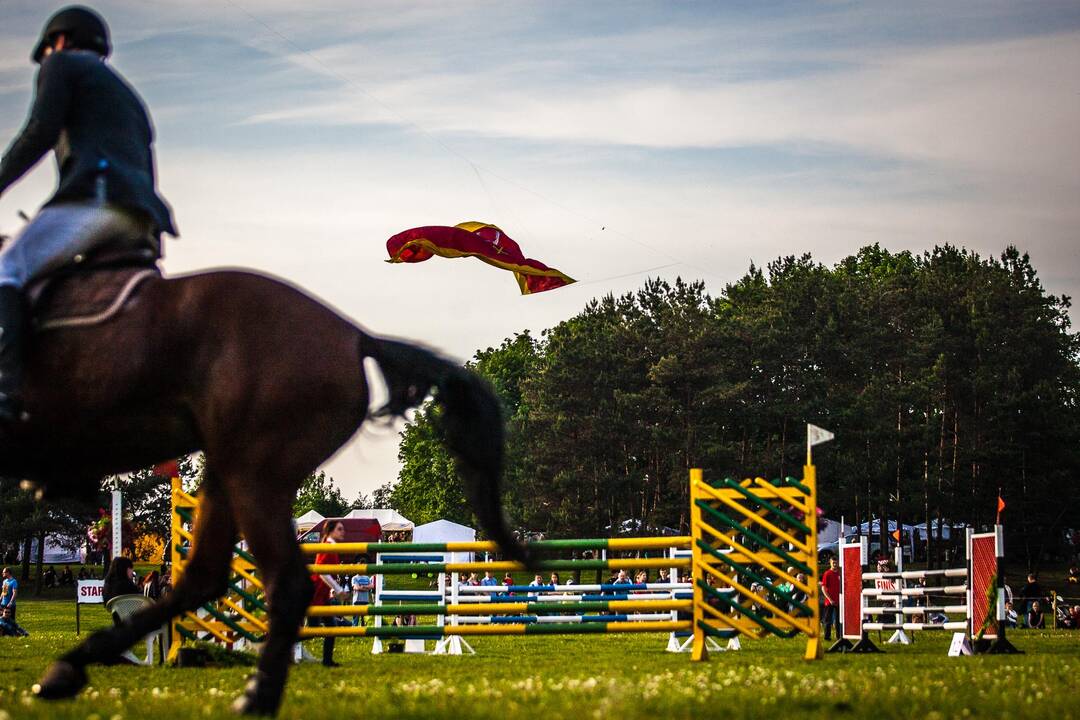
[28,240,161,332]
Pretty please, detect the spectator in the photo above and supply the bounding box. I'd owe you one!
[60,565,74,586]
[102,557,138,604]
[141,570,161,601]
[549,572,561,588]
[634,570,648,586]
[307,519,347,667]
[658,569,670,584]
[791,573,809,606]
[1069,605,1080,629]
[1026,600,1045,629]
[1019,574,1046,616]
[527,574,544,587]
[502,573,514,588]
[480,571,499,587]
[43,566,57,588]
[350,565,372,627]
[0,567,18,622]
[77,567,88,581]
[0,606,27,637]
[1004,601,1018,628]
[1067,565,1079,585]
[820,557,841,641]
[613,570,632,585]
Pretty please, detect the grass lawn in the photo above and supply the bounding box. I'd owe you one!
[0,598,1076,719]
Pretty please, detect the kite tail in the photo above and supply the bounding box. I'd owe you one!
[360,333,534,568]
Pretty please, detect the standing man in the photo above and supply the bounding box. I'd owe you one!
[0,6,177,424]
[0,567,18,622]
[820,556,841,641]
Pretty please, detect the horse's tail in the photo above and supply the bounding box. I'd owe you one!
[360,334,533,568]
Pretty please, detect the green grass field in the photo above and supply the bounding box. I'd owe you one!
[0,598,1076,719]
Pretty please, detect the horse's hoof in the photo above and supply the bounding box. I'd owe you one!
[33,660,88,699]
[230,672,281,716]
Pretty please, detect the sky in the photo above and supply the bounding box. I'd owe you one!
[1,1,1078,501]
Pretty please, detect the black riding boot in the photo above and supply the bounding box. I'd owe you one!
[0,285,26,425]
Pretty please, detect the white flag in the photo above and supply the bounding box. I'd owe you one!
[807,424,835,447]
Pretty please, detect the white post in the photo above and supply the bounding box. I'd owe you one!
[110,489,122,559]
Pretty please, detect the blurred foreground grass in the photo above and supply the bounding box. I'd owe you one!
[0,599,1076,719]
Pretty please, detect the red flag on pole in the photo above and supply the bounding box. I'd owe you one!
[386,222,575,295]
[996,494,1005,524]
[891,528,901,543]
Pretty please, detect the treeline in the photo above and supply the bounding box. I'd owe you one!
[388,245,1080,566]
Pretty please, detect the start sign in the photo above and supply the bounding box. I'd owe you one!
[77,580,105,604]
[75,579,106,635]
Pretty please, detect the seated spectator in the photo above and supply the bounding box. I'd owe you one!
[77,567,88,581]
[1004,601,1018,628]
[0,606,28,637]
[43,566,56,589]
[1069,605,1080,629]
[60,566,74,586]
[1026,600,1045,629]
[102,557,139,604]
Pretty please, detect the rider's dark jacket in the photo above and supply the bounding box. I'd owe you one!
[0,50,177,237]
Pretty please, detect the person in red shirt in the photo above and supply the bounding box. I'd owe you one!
[820,556,842,640]
[308,519,346,667]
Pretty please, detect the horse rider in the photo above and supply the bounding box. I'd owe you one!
[0,5,177,425]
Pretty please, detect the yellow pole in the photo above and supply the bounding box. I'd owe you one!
[167,475,184,663]
[803,462,823,660]
[689,468,708,662]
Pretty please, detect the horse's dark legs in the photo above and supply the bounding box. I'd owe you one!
[229,490,312,716]
[36,477,237,699]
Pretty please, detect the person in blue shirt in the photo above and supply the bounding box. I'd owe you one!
[349,568,372,627]
[0,567,18,622]
[480,571,499,586]
[0,606,28,636]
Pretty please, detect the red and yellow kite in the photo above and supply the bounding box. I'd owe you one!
[386,221,575,295]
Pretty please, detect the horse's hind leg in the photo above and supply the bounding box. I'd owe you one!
[36,476,238,699]
[227,485,312,716]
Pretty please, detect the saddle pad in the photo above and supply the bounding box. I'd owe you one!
[32,266,160,332]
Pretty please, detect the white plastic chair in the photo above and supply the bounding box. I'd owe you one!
[105,594,168,665]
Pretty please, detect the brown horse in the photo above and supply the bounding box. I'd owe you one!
[12,266,529,715]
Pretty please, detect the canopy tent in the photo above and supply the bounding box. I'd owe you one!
[413,519,476,563]
[912,520,967,541]
[293,510,324,533]
[412,519,476,544]
[852,519,918,558]
[345,508,414,533]
[816,518,857,550]
[18,534,83,564]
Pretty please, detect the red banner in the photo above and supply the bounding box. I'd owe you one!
[386,222,575,295]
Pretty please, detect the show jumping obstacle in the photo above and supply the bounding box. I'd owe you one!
[830,526,1020,655]
[169,447,828,663]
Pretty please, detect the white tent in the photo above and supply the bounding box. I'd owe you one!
[412,519,476,563]
[19,535,83,564]
[912,520,966,541]
[294,510,324,533]
[412,519,476,544]
[345,508,414,532]
[817,518,857,550]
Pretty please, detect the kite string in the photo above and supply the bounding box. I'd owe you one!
[220,0,726,283]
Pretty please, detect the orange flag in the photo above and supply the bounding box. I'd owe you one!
[996,495,1005,523]
[891,528,901,543]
